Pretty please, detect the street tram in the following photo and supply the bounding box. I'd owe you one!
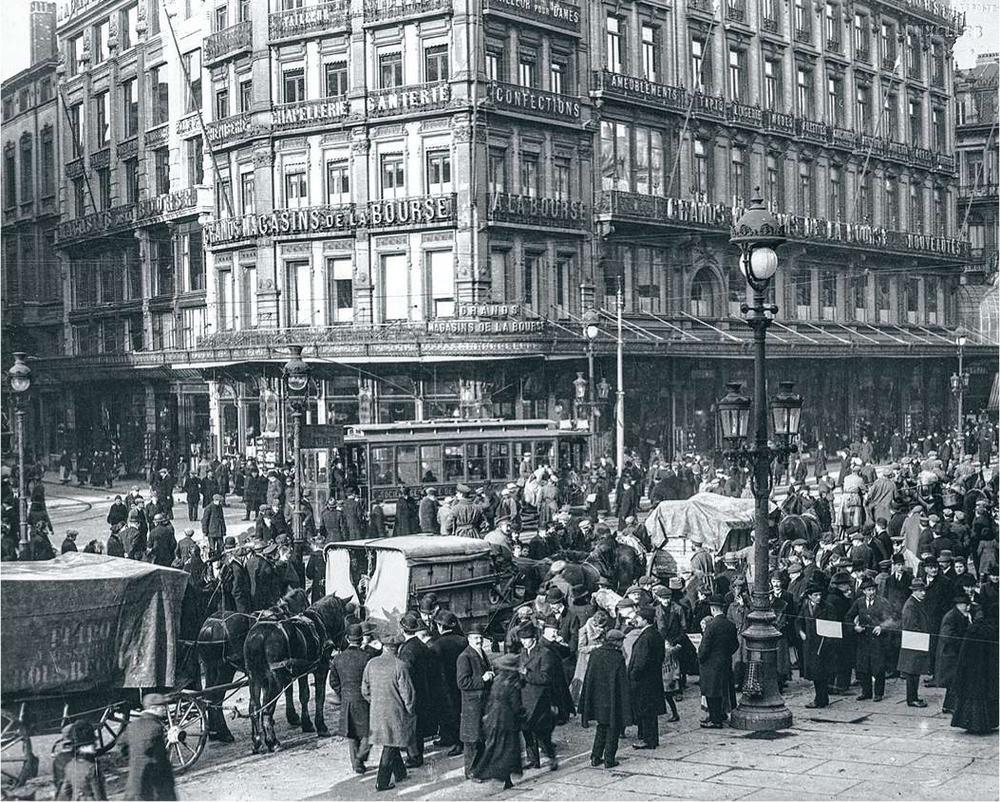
[300,418,590,514]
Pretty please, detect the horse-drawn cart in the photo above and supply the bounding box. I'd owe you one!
[1,553,211,791]
[324,536,518,639]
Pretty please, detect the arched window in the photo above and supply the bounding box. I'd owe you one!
[690,268,718,317]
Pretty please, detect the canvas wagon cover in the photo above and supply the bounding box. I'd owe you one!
[644,492,775,552]
[334,536,493,563]
[1,553,190,698]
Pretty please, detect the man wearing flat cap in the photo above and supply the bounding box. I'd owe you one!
[446,483,484,538]
[201,492,227,560]
[897,578,930,706]
[124,693,176,800]
[219,536,251,614]
[330,623,375,774]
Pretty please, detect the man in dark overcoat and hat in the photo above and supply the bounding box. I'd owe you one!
[456,623,494,778]
[397,612,435,767]
[897,578,930,707]
[579,628,632,768]
[627,606,665,748]
[429,610,467,752]
[845,576,893,701]
[698,594,739,727]
[517,621,559,770]
[330,623,375,774]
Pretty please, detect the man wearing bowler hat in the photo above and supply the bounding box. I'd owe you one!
[201,492,227,559]
[429,610,466,752]
[579,628,631,768]
[397,612,435,767]
[456,623,494,777]
[897,578,930,707]
[517,620,559,771]
[361,634,415,792]
[698,594,739,727]
[627,606,665,747]
[845,576,892,701]
[330,623,375,774]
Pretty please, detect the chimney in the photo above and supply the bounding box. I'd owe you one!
[30,1,57,64]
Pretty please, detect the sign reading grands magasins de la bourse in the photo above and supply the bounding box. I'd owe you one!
[203,195,455,246]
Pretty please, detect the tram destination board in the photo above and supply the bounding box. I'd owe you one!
[300,424,345,449]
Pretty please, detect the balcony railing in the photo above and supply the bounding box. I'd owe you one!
[881,55,896,71]
[763,109,796,135]
[912,147,935,167]
[798,118,826,142]
[794,27,812,42]
[688,0,714,13]
[725,0,746,21]
[761,15,779,31]
[203,21,252,64]
[590,70,688,112]
[693,91,726,118]
[269,1,348,41]
[487,192,587,229]
[856,46,871,62]
[728,100,762,127]
[831,127,857,149]
[827,37,842,53]
[367,81,452,118]
[364,0,451,23]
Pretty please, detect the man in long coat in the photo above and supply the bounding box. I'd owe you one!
[579,629,632,768]
[429,611,467,752]
[330,624,375,773]
[456,623,494,778]
[201,494,227,559]
[797,578,832,708]
[147,516,176,567]
[698,594,739,727]
[936,594,972,713]
[516,621,558,770]
[361,635,416,792]
[397,613,435,767]
[627,606,666,748]
[124,693,176,801]
[419,488,440,534]
[845,577,893,701]
[342,491,365,539]
[866,470,898,526]
[448,484,484,537]
[897,578,930,707]
[219,539,251,613]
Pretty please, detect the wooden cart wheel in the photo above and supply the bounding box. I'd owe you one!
[1,708,37,790]
[164,696,208,775]
[93,702,131,757]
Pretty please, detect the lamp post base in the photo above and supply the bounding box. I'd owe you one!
[728,613,794,732]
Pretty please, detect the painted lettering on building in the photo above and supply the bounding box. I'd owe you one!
[367,84,450,117]
[489,83,581,121]
[603,72,686,108]
[203,205,363,246]
[57,204,137,242]
[366,195,454,228]
[427,320,544,335]
[457,303,522,318]
[136,187,199,224]
[485,0,580,29]
[272,99,351,129]
[489,193,586,224]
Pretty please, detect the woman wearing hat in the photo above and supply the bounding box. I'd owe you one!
[571,610,608,706]
[470,654,524,789]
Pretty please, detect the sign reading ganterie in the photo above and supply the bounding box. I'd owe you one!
[427,320,544,335]
[489,82,581,121]
[367,83,450,116]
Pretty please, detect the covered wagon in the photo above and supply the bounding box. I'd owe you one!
[325,536,516,639]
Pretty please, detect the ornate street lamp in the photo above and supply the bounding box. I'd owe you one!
[719,188,797,732]
[283,346,311,544]
[8,353,32,548]
[597,377,611,402]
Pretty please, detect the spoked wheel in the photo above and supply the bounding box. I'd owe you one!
[164,695,209,775]
[1,708,37,790]
[93,702,132,757]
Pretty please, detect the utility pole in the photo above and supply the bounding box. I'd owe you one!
[616,275,625,476]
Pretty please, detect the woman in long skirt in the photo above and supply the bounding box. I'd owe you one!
[471,655,524,790]
[950,602,999,735]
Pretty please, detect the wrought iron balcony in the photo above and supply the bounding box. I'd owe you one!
[364,0,451,23]
[269,0,349,41]
[487,81,582,123]
[762,109,796,135]
[798,118,826,142]
[728,100,762,127]
[856,46,871,63]
[272,97,355,131]
[761,16,779,32]
[725,0,746,21]
[794,27,811,42]
[911,147,935,167]
[204,21,252,64]
[830,127,858,149]
[693,91,726,118]
[826,37,842,53]
[881,55,896,71]
[205,111,270,147]
[688,0,714,13]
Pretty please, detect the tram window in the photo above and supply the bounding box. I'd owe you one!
[419,445,441,482]
[559,441,572,470]
[443,445,464,481]
[489,442,510,480]
[516,447,533,477]
[534,440,554,469]
[467,443,487,481]
[397,444,419,486]
[371,446,394,485]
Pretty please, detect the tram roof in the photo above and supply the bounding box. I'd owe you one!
[345,418,589,442]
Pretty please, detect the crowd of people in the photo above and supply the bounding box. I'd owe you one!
[3,424,998,799]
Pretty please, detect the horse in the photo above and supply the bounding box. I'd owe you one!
[196,587,309,742]
[551,540,644,594]
[776,510,822,550]
[243,593,349,753]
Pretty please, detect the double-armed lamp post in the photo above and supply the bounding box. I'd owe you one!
[950,335,969,457]
[715,190,804,732]
[282,346,311,544]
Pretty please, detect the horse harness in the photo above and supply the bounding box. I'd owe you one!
[267,610,333,675]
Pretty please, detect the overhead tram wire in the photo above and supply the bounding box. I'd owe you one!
[162,1,235,218]
[56,84,99,217]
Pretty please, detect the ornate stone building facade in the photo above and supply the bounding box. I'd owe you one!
[23,0,997,465]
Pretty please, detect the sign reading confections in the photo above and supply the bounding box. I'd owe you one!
[489,82,581,121]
